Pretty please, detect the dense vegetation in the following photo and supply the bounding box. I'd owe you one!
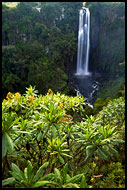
[2,2,82,98]
[2,2,125,188]
[2,86,125,188]
[2,2,125,100]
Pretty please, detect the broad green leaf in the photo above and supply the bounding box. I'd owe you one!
[27,161,34,182]
[11,163,25,181]
[33,180,56,188]
[2,177,15,187]
[80,175,87,188]
[49,113,52,121]
[10,172,23,181]
[2,134,7,158]
[62,163,68,181]
[58,154,64,164]
[33,121,43,127]
[34,162,49,181]
[86,145,95,150]
[4,133,14,153]
[40,105,49,111]
[64,183,80,188]
[61,135,67,143]
[98,147,109,160]
[67,174,83,183]
[10,150,27,157]
[85,145,96,162]
[37,131,42,141]
[52,125,56,137]
[16,131,30,134]
[42,126,50,138]
[61,153,72,158]
[100,139,111,145]
[50,151,58,155]
[70,134,74,140]
[2,177,15,186]
[99,147,111,158]
[66,174,71,181]
[24,167,28,180]
[12,163,22,177]
[111,139,125,145]
[40,173,57,181]
[52,157,57,164]
[54,168,61,181]
[108,145,119,158]
[62,149,70,152]
[8,118,20,130]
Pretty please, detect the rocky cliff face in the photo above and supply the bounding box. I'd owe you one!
[88,2,125,76]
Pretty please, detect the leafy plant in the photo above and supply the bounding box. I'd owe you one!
[52,163,88,188]
[25,85,38,97]
[2,161,56,188]
[47,136,72,168]
[2,112,20,158]
[75,118,124,162]
[2,87,125,188]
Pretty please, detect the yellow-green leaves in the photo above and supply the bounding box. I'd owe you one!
[48,137,71,165]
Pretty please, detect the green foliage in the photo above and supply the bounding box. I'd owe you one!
[95,97,125,128]
[93,97,111,114]
[2,110,21,158]
[47,136,72,166]
[96,76,125,99]
[85,160,125,188]
[2,87,125,188]
[2,2,125,187]
[2,2,125,102]
[52,164,88,188]
[95,162,125,188]
[2,2,81,98]
[74,120,124,162]
[2,161,56,188]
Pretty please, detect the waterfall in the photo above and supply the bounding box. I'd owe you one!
[76,7,90,75]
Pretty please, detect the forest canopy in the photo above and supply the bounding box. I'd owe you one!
[2,2,82,98]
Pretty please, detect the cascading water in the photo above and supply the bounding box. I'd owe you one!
[76,7,90,75]
[69,6,99,105]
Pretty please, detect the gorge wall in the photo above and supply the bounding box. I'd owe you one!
[88,2,125,75]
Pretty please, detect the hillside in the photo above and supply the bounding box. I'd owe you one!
[2,2,125,100]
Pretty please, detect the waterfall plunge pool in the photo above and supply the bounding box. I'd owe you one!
[69,73,100,106]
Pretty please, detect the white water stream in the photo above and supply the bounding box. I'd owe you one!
[76,7,90,75]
